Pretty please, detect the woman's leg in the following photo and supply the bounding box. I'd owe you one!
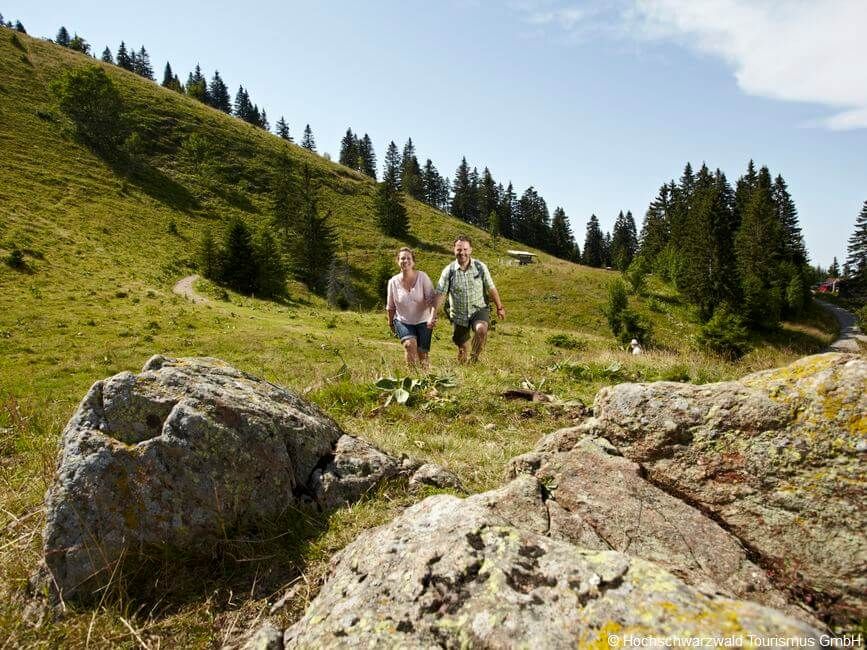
[402,337,419,366]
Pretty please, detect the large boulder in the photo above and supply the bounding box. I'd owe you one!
[34,356,445,603]
[576,352,866,627]
[283,480,822,648]
[508,434,819,626]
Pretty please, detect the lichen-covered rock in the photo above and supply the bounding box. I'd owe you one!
[35,356,428,603]
[509,434,819,626]
[408,462,464,492]
[284,488,821,648]
[580,352,866,626]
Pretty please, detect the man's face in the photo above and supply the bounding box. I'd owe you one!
[454,240,472,266]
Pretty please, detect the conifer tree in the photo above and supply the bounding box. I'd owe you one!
[275,116,291,141]
[734,159,758,232]
[197,229,221,280]
[498,182,516,240]
[219,219,258,295]
[339,128,358,167]
[829,257,840,277]
[422,159,441,208]
[101,46,113,64]
[56,26,70,47]
[400,138,423,200]
[602,232,612,267]
[117,42,132,70]
[377,142,409,237]
[254,229,286,298]
[208,71,231,113]
[232,85,252,120]
[14,20,25,33]
[582,215,604,267]
[162,62,174,87]
[450,157,472,221]
[639,183,672,260]
[517,186,550,250]
[271,156,296,243]
[133,46,154,80]
[772,174,807,266]
[69,34,90,55]
[610,211,634,271]
[359,134,376,179]
[258,108,269,131]
[301,124,316,151]
[187,65,209,102]
[844,200,867,285]
[467,167,481,225]
[290,165,337,292]
[477,168,499,231]
[549,207,577,261]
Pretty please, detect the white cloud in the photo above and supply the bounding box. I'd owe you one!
[630,0,867,129]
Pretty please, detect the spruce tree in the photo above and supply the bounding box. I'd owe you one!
[219,219,258,295]
[275,116,291,141]
[14,20,25,33]
[450,157,472,221]
[339,128,358,167]
[467,167,480,225]
[69,34,90,55]
[258,108,269,131]
[133,46,154,80]
[116,42,132,70]
[56,26,70,47]
[844,200,867,285]
[101,46,113,64]
[208,71,231,113]
[477,168,499,231]
[254,229,286,298]
[498,182,516,240]
[610,211,633,271]
[197,228,220,280]
[290,166,337,292]
[582,215,604,267]
[829,257,840,277]
[639,183,671,260]
[549,207,577,261]
[772,174,807,266]
[162,62,174,87]
[301,124,316,151]
[187,65,209,102]
[232,86,252,121]
[422,159,441,208]
[377,142,409,237]
[602,232,612,268]
[359,134,376,179]
[400,138,423,200]
[517,186,550,250]
[271,155,296,243]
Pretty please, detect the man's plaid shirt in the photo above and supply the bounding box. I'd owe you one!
[435,259,496,327]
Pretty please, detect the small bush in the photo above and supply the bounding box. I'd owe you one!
[167,219,178,235]
[617,308,652,346]
[5,248,24,268]
[625,256,650,295]
[856,304,867,331]
[546,333,586,350]
[699,306,751,360]
[603,278,628,334]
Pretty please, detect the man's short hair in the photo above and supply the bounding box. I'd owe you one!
[454,235,472,246]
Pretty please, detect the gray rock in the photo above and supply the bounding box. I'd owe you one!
[584,352,866,627]
[34,356,420,603]
[408,463,464,491]
[284,487,822,648]
[239,621,283,650]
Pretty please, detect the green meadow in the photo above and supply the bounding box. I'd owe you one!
[0,31,837,646]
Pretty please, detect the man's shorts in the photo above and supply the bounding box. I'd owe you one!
[452,308,490,346]
[394,319,433,353]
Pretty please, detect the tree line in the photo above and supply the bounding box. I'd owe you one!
[634,160,811,330]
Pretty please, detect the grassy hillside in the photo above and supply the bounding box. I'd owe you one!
[0,31,837,646]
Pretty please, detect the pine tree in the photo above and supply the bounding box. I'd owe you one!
[477,168,499,231]
[582,215,604,267]
[68,34,90,55]
[254,229,286,298]
[517,186,550,250]
[829,257,840,277]
[301,124,316,151]
[208,71,231,113]
[258,108,269,131]
[610,211,633,271]
[498,182,516,240]
[844,200,867,285]
[117,42,132,70]
[56,26,70,47]
[377,142,409,237]
[339,128,358,167]
[197,228,220,280]
[14,20,25,33]
[162,62,174,87]
[772,174,807,266]
[467,167,480,225]
[400,138,423,200]
[359,134,376,179]
[734,160,758,232]
[133,46,154,80]
[101,46,113,63]
[275,116,291,141]
[232,86,252,121]
[450,157,472,221]
[422,159,442,208]
[549,207,577,261]
[219,219,258,295]
[187,65,209,103]
[271,155,296,242]
[639,183,672,260]
[290,166,337,292]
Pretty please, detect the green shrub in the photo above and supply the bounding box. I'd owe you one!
[603,278,628,334]
[699,306,751,360]
[546,333,586,350]
[617,308,652,346]
[625,255,650,295]
[5,248,24,268]
[856,304,867,331]
[50,65,127,156]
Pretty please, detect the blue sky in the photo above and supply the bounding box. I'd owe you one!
[9,1,866,267]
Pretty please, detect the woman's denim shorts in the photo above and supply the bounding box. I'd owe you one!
[394,319,433,353]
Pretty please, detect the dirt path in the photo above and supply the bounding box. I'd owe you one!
[817,300,866,353]
[173,274,209,304]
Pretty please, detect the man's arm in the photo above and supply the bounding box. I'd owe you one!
[488,287,505,320]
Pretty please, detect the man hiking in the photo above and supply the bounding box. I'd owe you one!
[434,236,506,363]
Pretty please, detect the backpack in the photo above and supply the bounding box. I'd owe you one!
[442,260,489,322]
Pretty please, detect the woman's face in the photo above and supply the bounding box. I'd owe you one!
[397,251,414,271]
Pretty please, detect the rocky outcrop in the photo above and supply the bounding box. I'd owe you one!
[576,352,866,626]
[283,480,821,648]
[35,356,455,603]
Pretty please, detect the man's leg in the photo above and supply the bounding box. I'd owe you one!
[470,321,488,362]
